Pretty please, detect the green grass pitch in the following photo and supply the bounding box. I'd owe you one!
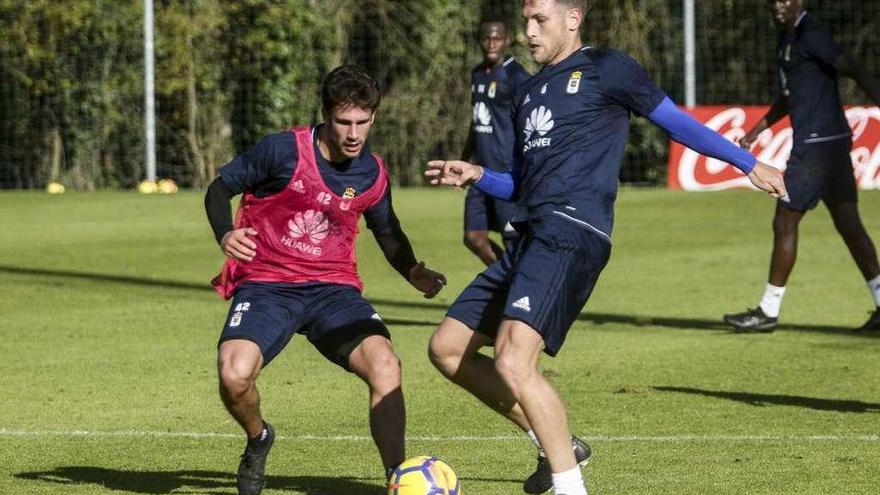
[1,188,878,494]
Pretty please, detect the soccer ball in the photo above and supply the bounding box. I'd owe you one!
[387,455,460,495]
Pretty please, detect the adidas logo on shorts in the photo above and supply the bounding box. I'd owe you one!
[512,296,531,312]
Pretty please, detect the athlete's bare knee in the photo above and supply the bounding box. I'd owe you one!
[218,343,261,398]
[773,206,803,235]
[494,353,532,397]
[219,365,256,400]
[773,216,797,237]
[428,321,474,377]
[366,353,401,395]
[428,334,459,375]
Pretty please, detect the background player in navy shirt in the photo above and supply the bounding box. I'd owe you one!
[426,1,786,494]
[460,17,531,265]
[725,0,880,332]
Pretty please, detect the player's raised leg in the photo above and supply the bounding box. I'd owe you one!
[348,334,406,476]
[429,317,530,428]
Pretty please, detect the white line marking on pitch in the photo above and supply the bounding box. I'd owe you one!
[0,429,877,442]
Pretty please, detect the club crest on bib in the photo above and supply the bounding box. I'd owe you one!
[340,187,356,211]
[488,81,497,98]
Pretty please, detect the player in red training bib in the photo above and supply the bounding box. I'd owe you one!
[204,66,446,495]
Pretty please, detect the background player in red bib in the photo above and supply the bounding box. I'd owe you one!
[204,66,446,495]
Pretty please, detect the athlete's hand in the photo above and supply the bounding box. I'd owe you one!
[221,227,258,262]
[408,261,447,299]
[748,162,789,202]
[425,160,484,188]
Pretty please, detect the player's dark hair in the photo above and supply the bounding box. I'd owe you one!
[321,65,381,114]
[555,0,591,15]
[479,15,508,31]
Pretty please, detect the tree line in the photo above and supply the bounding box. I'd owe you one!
[1,0,876,189]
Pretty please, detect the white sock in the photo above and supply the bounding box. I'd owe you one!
[552,466,588,495]
[868,274,880,307]
[758,283,786,318]
[526,430,542,451]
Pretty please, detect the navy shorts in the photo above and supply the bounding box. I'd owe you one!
[218,282,390,371]
[782,138,857,211]
[464,186,516,233]
[447,214,612,356]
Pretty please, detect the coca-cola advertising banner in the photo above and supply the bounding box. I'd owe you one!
[668,106,880,190]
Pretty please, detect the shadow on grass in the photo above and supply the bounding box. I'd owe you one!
[3,264,874,335]
[653,386,880,413]
[370,297,449,310]
[382,317,438,327]
[15,467,519,494]
[15,467,385,495]
[0,264,209,292]
[0,265,440,326]
[577,311,876,337]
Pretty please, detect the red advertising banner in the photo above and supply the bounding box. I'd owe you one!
[668,106,880,190]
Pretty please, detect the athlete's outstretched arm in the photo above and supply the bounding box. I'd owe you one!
[647,97,787,200]
[740,96,789,150]
[835,53,880,108]
[366,195,446,298]
[425,160,516,200]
